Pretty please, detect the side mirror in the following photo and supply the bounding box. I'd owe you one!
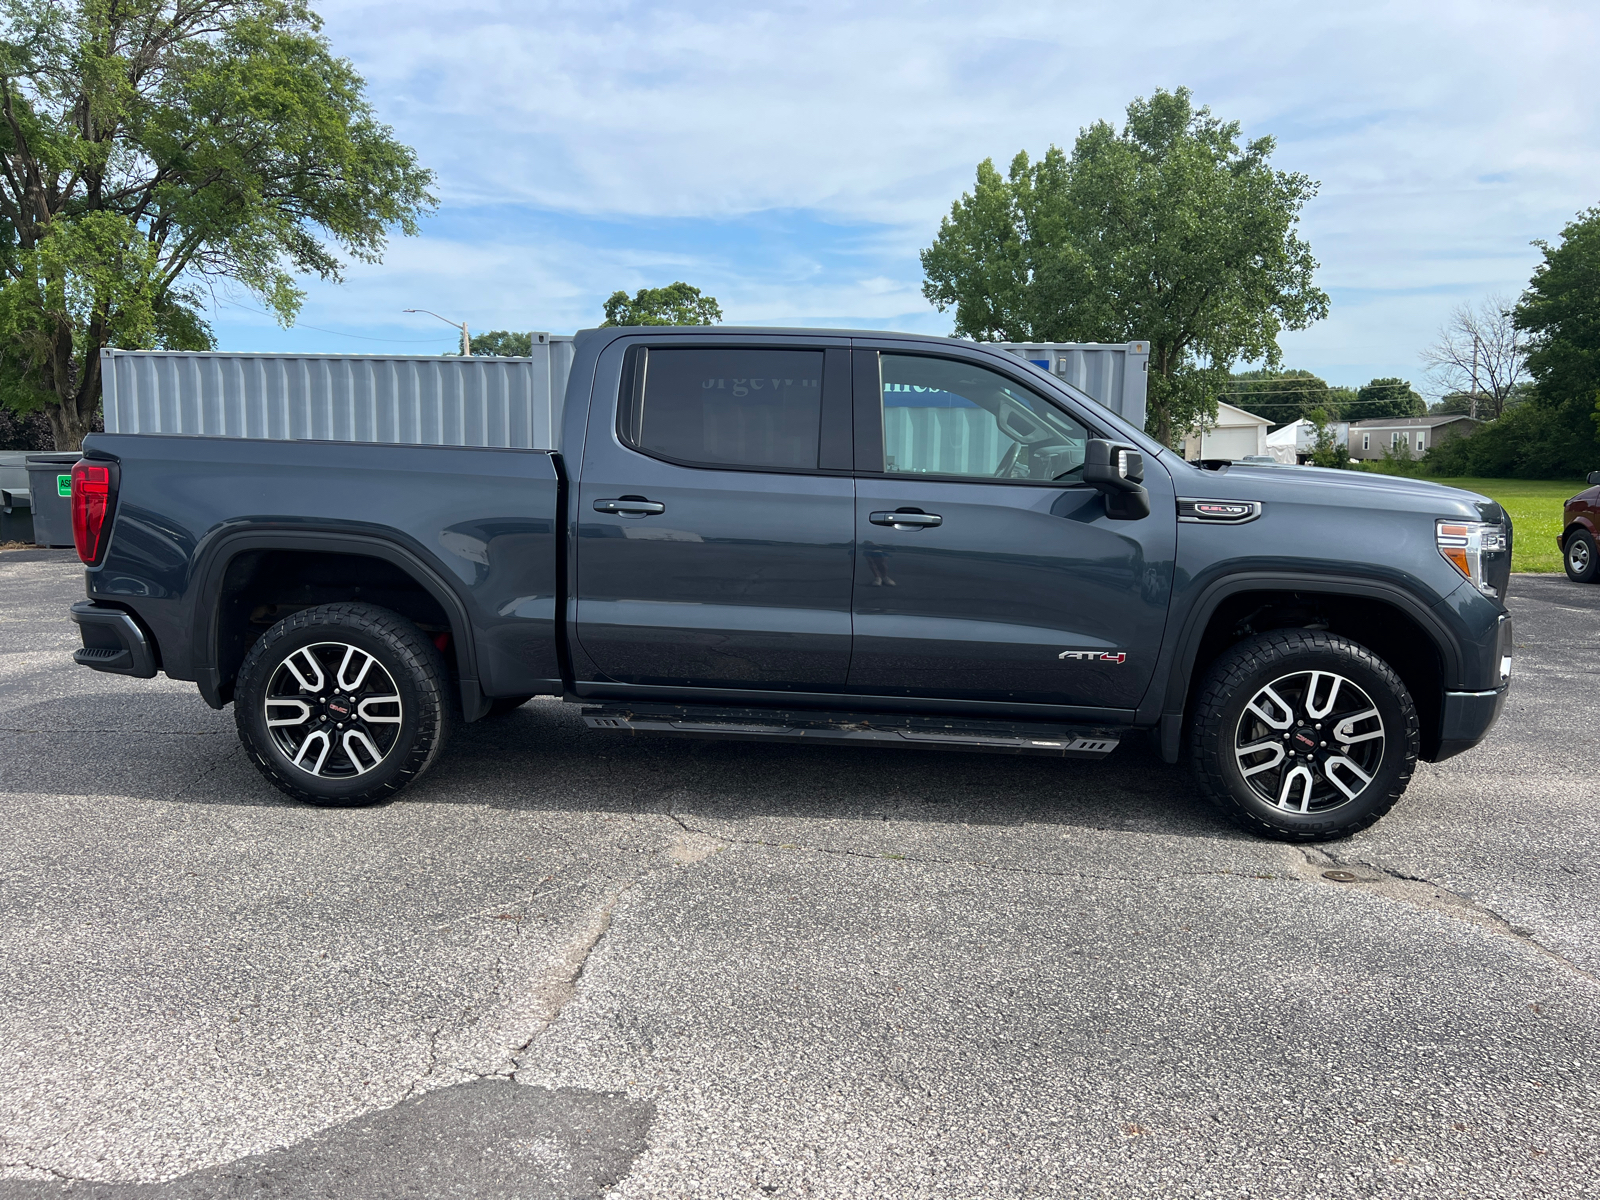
[1083,439,1150,520]
[1588,470,1600,486]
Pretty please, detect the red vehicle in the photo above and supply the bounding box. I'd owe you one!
[1561,471,1600,582]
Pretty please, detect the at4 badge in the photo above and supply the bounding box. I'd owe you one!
[1059,650,1128,663]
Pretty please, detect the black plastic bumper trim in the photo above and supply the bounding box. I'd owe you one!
[1434,685,1509,762]
[70,600,158,679]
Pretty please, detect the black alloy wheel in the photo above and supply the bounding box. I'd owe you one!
[235,603,450,806]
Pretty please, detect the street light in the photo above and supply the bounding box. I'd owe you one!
[403,308,471,356]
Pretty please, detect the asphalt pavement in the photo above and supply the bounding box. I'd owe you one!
[0,549,1595,1199]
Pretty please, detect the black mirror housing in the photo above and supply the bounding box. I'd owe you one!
[1082,438,1150,520]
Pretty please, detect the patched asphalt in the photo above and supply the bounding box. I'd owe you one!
[1,550,1596,1198]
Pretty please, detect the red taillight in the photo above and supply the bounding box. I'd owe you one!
[71,459,117,565]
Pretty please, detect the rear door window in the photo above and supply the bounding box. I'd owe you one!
[623,348,825,470]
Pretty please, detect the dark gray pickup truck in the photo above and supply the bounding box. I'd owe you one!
[65,327,1514,840]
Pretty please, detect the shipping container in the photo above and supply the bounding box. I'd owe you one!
[100,335,1147,449]
[996,341,1150,431]
[101,337,576,450]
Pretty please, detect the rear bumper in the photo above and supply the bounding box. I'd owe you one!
[69,600,158,678]
[1434,685,1509,761]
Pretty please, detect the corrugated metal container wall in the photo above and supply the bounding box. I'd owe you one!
[101,337,576,451]
[996,341,1150,432]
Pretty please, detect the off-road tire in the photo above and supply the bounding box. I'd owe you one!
[1564,529,1599,583]
[1189,630,1419,842]
[235,603,450,806]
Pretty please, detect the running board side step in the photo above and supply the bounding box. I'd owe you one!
[580,703,1122,759]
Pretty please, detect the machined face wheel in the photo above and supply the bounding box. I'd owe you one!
[1570,538,1592,575]
[1233,669,1386,815]
[263,641,404,778]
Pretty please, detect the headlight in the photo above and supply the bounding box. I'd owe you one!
[1437,520,1508,597]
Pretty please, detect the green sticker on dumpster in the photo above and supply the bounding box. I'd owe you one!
[57,474,71,497]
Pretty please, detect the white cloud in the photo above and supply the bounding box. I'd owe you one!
[220,0,1600,379]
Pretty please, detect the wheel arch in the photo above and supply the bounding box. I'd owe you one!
[189,528,484,717]
[1153,573,1462,764]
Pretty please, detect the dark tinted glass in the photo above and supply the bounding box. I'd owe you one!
[633,348,824,469]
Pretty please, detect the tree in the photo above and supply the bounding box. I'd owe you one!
[1222,368,1336,429]
[0,0,435,448]
[1354,378,1426,420]
[465,330,535,357]
[1420,294,1526,420]
[601,282,722,327]
[1304,405,1346,469]
[1513,206,1600,476]
[920,87,1329,446]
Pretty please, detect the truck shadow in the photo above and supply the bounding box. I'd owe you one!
[0,691,1239,840]
[423,698,1236,840]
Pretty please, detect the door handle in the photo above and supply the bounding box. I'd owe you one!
[869,510,942,529]
[593,497,666,516]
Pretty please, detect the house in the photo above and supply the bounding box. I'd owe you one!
[1347,415,1479,461]
[1183,401,1272,461]
[1264,417,1351,464]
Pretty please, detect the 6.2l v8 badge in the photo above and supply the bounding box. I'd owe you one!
[1059,651,1128,663]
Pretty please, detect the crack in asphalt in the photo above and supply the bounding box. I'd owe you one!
[1300,847,1600,987]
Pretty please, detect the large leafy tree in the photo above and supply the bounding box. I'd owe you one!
[0,0,435,448]
[1353,378,1426,420]
[465,330,534,357]
[1223,368,1336,428]
[601,281,722,327]
[1515,207,1600,474]
[921,88,1328,446]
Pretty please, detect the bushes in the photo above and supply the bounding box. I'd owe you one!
[1424,394,1600,478]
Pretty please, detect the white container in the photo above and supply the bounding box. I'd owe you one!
[100,338,576,451]
[995,341,1150,430]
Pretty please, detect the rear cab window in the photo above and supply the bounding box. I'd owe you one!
[620,347,827,470]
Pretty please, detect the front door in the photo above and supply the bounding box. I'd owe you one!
[574,340,856,691]
[847,348,1175,711]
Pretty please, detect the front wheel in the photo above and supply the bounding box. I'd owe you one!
[1189,631,1419,841]
[1565,529,1598,583]
[235,602,451,806]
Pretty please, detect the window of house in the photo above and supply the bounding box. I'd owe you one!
[1362,433,1370,451]
[1392,432,1406,450]
[622,347,825,470]
[1417,433,1425,452]
[873,354,1088,481]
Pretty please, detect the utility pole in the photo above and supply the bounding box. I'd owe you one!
[403,309,471,356]
[1469,335,1480,420]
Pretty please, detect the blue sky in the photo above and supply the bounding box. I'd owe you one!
[209,0,1600,395]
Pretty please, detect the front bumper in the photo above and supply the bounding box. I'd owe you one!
[70,600,158,678]
[1435,685,1509,761]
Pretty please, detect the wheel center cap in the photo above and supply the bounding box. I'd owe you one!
[326,696,354,720]
[1291,726,1319,755]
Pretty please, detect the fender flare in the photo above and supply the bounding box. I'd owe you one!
[1143,570,1464,763]
[187,526,487,719]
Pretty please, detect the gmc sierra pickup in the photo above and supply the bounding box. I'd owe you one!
[65,327,1514,840]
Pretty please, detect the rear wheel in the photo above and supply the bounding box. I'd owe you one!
[235,603,450,806]
[1565,529,1598,583]
[1189,631,1419,841]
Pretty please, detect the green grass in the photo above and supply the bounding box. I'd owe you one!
[1426,477,1587,573]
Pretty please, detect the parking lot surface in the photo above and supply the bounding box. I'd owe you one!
[0,550,1596,1199]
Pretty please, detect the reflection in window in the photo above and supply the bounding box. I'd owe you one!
[879,355,1087,481]
[632,348,824,469]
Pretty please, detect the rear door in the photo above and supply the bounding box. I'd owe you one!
[847,345,1175,712]
[573,337,856,691]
